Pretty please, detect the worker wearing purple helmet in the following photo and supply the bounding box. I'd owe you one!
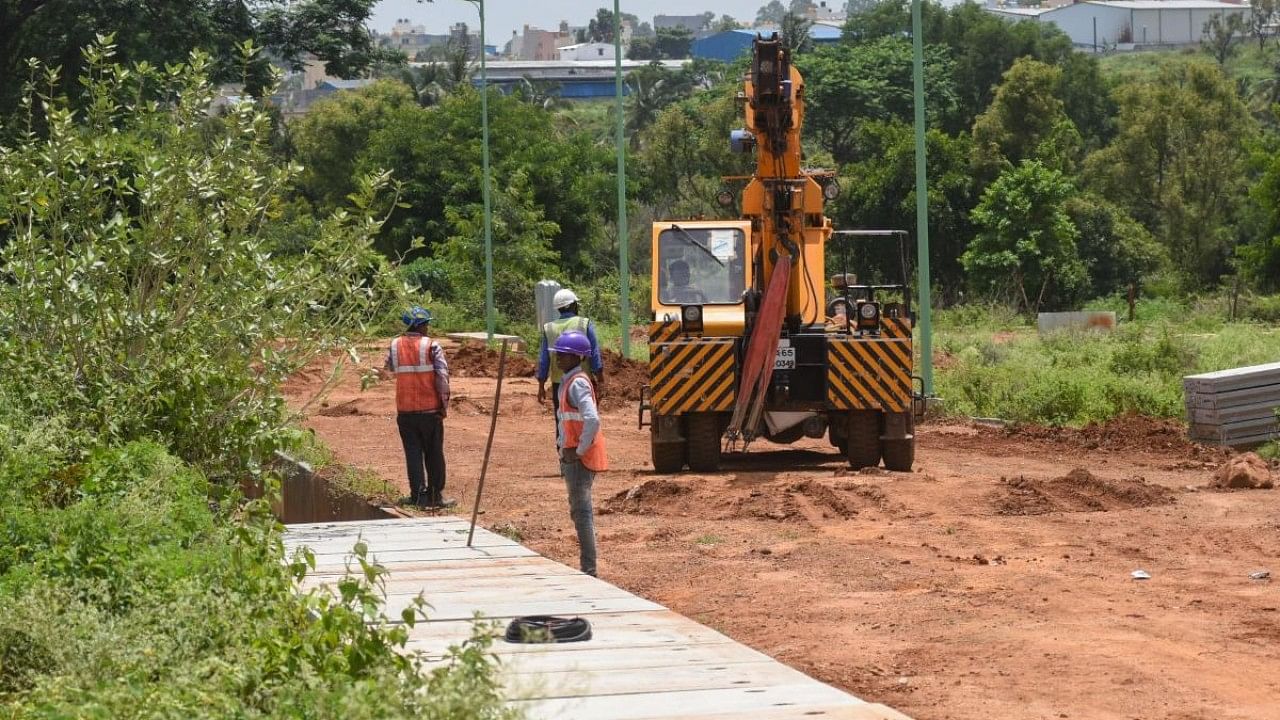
[554,330,607,576]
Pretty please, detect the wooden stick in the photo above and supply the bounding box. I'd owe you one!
[468,339,509,547]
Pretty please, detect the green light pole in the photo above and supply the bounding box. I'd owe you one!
[612,1,630,357]
[911,0,933,396]
[463,0,495,341]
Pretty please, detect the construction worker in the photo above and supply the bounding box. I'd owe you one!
[665,260,708,304]
[553,330,607,577]
[385,306,455,509]
[537,288,604,420]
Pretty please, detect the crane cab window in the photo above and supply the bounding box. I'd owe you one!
[657,227,746,305]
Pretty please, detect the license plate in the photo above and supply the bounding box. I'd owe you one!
[774,341,795,370]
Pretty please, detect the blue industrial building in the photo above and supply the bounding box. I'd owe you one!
[692,25,842,62]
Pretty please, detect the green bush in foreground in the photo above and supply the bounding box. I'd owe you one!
[0,428,515,719]
[0,39,402,481]
[0,41,516,719]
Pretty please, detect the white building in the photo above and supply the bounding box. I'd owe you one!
[556,42,617,61]
[808,1,848,23]
[986,0,1252,49]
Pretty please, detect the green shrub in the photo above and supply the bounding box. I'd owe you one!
[0,40,402,481]
[400,256,455,298]
[0,42,515,720]
[930,300,1276,425]
[0,430,515,719]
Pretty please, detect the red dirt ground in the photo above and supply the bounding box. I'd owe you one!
[288,339,1280,720]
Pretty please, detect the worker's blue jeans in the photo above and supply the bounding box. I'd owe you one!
[559,458,597,576]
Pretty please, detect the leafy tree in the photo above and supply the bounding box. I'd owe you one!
[714,14,741,32]
[1064,194,1168,297]
[842,0,946,43]
[395,36,473,108]
[628,37,657,60]
[655,26,695,59]
[790,0,816,14]
[634,87,754,219]
[1243,146,1280,291]
[289,79,418,208]
[0,41,401,478]
[291,86,616,274]
[840,1,1108,141]
[441,169,561,323]
[830,120,976,300]
[625,63,698,141]
[588,7,617,43]
[757,0,788,25]
[1085,61,1256,285]
[1203,12,1245,65]
[780,12,815,53]
[964,161,1087,313]
[796,38,957,164]
[1248,0,1277,50]
[0,1,396,112]
[971,58,1082,182]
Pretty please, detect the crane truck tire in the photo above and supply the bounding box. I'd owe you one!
[881,414,915,471]
[845,410,881,469]
[881,439,915,472]
[651,430,686,474]
[686,413,722,472]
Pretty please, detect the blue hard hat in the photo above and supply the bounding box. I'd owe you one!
[402,306,433,327]
[553,330,592,357]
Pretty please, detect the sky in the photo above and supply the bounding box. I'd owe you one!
[370,1,782,42]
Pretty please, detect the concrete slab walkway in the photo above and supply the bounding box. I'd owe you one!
[285,517,911,720]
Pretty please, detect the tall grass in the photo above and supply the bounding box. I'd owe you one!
[932,299,1280,425]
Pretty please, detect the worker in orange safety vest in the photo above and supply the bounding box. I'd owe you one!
[384,306,455,509]
[553,330,607,576]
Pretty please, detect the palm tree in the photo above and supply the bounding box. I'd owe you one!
[401,37,475,107]
[625,63,696,144]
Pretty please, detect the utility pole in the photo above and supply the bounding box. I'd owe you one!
[911,0,933,396]
[464,0,495,341]
[613,1,631,357]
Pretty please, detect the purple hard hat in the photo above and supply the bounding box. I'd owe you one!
[553,330,592,357]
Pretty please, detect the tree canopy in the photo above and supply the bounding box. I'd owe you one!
[0,0,395,110]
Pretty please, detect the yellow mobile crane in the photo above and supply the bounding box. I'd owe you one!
[639,35,919,473]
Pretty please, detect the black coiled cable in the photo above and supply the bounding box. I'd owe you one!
[504,615,593,644]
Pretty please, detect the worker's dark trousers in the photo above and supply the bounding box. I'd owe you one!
[397,411,446,502]
[550,382,561,439]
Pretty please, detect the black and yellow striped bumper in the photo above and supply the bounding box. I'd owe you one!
[648,321,737,416]
[827,337,913,413]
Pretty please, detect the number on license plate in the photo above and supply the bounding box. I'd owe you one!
[774,343,796,370]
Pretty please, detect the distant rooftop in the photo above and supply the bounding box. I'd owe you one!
[1090,0,1249,7]
[990,0,1250,12]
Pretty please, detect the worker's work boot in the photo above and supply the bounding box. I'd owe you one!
[425,492,457,509]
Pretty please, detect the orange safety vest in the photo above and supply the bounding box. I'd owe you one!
[391,334,442,413]
[558,372,608,472]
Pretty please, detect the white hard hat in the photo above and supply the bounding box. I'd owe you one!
[553,288,579,309]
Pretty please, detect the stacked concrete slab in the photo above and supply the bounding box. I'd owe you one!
[1184,361,1280,446]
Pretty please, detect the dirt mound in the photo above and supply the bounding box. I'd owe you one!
[449,344,537,379]
[1212,453,1275,489]
[994,468,1176,516]
[1007,414,1223,458]
[601,349,648,409]
[600,478,694,515]
[788,480,861,519]
[718,480,883,523]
